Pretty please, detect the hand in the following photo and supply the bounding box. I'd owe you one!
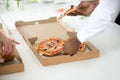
[0,32,19,55]
[77,1,99,16]
[67,0,99,16]
[63,32,81,56]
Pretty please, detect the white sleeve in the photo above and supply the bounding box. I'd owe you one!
[77,0,120,42]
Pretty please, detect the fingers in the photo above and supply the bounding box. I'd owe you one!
[7,43,15,54]
[63,36,80,56]
[12,39,20,44]
[0,32,20,56]
[2,39,19,55]
[63,39,75,56]
[3,43,15,55]
[63,45,68,55]
[63,45,75,56]
[63,41,69,55]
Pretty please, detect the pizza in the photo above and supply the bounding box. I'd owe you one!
[37,37,65,56]
[65,7,77,15]
[37,37,86,56]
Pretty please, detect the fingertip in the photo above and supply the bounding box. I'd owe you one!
[2,50,7,55]
[6,49,13,55]
[14,40,20,44]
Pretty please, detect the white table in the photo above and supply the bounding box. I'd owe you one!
[0,1,120,80]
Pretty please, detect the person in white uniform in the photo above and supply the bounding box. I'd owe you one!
[63,0,120,55]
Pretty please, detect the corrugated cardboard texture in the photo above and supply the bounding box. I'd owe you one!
[15,17,99,66]
[0,23,24,75]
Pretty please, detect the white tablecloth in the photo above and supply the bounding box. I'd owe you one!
[0,1,120,80]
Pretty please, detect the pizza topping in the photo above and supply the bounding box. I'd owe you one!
[37,37,65,56]
[79,43,86,52]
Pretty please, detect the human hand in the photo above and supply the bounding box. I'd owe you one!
[67,0,99,16]
[0,42,16,64]
[63,32,81,56]
[0,32,19,55]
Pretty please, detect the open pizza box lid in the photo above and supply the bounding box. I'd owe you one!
[0,23,24,75]
[15,17,99,66]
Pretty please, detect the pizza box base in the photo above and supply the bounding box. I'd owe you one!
[15,17,99,66]
[0,24,24,75]
[0,49,24,75]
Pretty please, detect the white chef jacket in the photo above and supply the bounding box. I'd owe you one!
[77,0,120,42]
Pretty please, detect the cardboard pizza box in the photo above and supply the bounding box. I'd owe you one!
[0,23,24,75]
[15,17,99,66]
